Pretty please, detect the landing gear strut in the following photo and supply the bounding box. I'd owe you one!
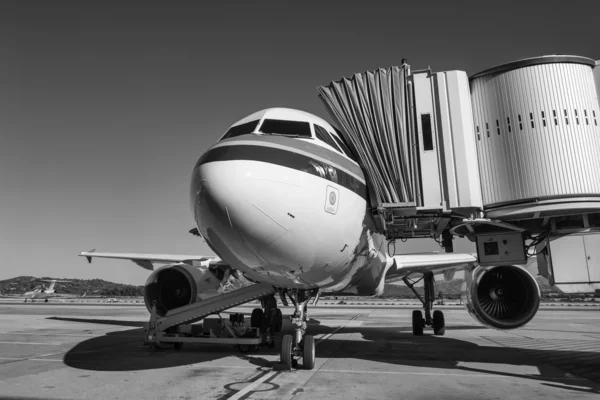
[403,272,445,336]
[279,289,318,370]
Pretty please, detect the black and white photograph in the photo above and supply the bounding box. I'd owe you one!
[2,1,600,399]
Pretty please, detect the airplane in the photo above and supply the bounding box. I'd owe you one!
[80,107,540,370]
[22,280,82,302]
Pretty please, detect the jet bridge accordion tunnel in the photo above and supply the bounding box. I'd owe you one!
[318,55,600,293]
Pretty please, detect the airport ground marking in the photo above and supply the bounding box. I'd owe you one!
[230,313,364,400]
[0,341,64,345]
[227,369,279,400]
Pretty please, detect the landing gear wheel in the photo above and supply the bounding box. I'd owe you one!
[273,309,283,333]
[280,334,293,369]
[432,310,445,336]
[412,310,424,336]
[251,308,264,329]
[173,342,183,350]
[302,335,315,370]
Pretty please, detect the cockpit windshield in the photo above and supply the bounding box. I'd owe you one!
[259,119,312,138]
[331,128,357,161]
[221,119,260,140]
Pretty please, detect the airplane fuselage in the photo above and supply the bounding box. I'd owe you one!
[191,109,390,295]
[23,289,54,299]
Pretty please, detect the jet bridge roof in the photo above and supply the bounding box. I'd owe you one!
[470,55,596,80]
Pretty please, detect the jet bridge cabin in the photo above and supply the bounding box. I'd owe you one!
[318,55,600,292]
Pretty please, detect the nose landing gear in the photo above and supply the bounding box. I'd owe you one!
[404,272,445,336]
[279,289,318,370]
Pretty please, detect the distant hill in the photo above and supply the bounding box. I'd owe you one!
[0,276,144,297]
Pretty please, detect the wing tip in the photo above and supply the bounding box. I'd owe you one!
[80,248,96,263]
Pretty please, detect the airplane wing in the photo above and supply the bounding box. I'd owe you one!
[385,253,478,284]
[78,249,223,271]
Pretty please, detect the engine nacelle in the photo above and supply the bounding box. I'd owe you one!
[144,263,227,316]
[462,265,540,330]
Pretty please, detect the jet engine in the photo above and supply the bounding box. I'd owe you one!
[462,265,540,330]
[143,263,230,316]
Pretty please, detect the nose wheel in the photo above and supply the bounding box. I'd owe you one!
[405,273,445,336]
[278,289,318,370]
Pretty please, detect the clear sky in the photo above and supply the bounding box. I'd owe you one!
[2,1,599,285]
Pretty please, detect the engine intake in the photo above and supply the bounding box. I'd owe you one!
[144,263,224,316]
[463,265,540,330]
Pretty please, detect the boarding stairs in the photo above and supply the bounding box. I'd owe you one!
[150,283,276,333]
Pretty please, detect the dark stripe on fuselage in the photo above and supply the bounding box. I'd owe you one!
[219,134,364,179]
[198,144,367,200]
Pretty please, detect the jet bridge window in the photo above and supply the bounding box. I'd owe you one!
[314,124,343,153]
[259,119,312,137]
[221,119,259,140]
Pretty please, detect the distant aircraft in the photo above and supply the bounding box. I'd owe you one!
[80,108,540,370]
[23,280,83,302]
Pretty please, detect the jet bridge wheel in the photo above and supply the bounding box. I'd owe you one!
[432,310,445,336]
[412,310,424,336]
[280,334,293,369]
[173,342,183,350]
[45,299,48,303]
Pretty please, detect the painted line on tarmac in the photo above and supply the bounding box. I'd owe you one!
[0,357,63,362]
[314,368,588,381]
[0,351,66,364]
[0,341,63,345]
[316,314,362,346]
[227,313,364,400]
[228,369,278,400]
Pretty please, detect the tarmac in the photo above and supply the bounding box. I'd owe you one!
[1,301,600,400]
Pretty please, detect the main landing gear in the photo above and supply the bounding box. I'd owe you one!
[279,289,318,370]
[403,272,445,336]
[250,294,283,348]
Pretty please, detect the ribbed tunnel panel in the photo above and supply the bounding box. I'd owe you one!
[317,65,415,207]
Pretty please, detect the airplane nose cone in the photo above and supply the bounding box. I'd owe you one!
[191,157,316,277]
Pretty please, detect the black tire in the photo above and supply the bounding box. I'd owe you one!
[433,310,445,336]
[412,310,424,336]
[251,308,264,329]
[237,344,250,353]
[302,335,315,370]
[280,334,293,368]
[273,309,283,333]
[173,342,183,350]
[45,299,48,303]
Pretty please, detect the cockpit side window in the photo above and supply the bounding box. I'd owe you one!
[221,119,260,140]
[330,128,357,161]
[314,124,343,153]
[259,119,312,137]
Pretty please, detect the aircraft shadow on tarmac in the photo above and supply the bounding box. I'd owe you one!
[52,317,600,395]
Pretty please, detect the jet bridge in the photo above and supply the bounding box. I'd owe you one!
[319,55,600,292]
[318,61,482,241]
